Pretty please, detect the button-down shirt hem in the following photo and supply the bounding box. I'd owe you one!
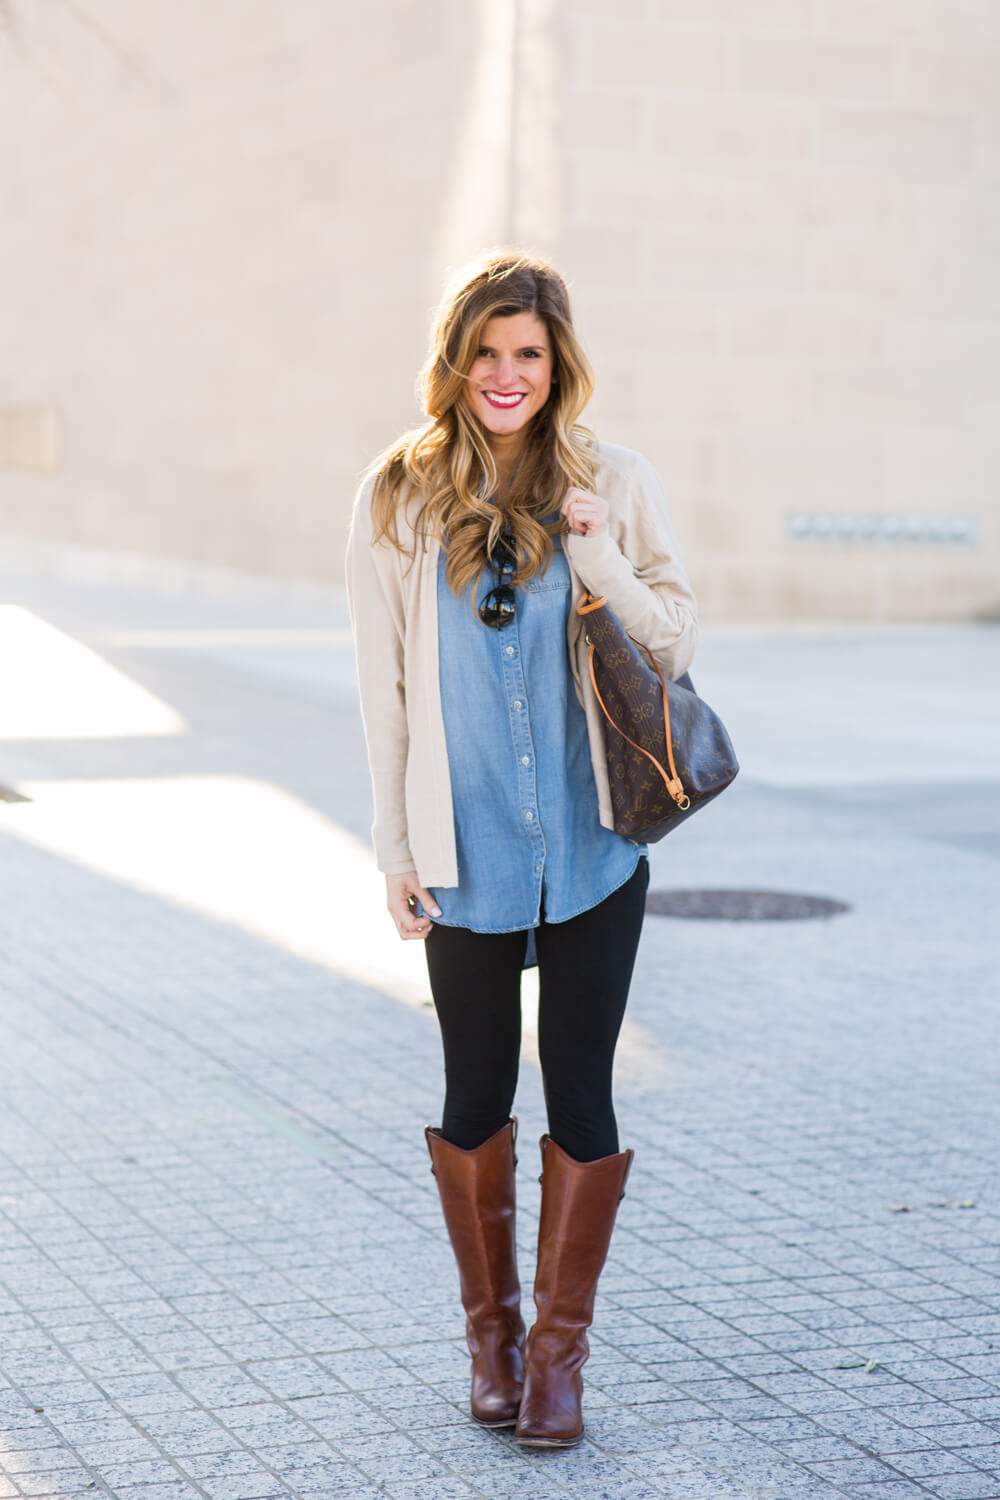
[423,848,642,934]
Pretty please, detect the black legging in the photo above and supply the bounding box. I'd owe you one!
[424,858,649,1162]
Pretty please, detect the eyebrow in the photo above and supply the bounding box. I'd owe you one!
[479,344,548,353]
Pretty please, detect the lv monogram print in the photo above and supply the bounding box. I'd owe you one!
[581,595,739,843]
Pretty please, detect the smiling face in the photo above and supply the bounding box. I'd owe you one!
[462,310,554,453]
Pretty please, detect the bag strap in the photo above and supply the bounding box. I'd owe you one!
[578,594,689,810]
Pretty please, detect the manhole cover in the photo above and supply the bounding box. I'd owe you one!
[0,784,31,803]
[646,889,850,921]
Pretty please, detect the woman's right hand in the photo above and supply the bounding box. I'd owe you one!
[386,871,442,941]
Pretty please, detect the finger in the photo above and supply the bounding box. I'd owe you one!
[411,885,442,919]
[395,904,431,940]
[394,886,439,941]
[399,920,431,941]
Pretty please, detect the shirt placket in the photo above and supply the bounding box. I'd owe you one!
[498,606,546,901]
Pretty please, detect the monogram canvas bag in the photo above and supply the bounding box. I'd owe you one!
[578,593,739,842]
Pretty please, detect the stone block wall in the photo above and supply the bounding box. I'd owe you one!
[1,0,997,620]
[558,0,1000,619]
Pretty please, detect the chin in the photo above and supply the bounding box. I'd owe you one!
[481,404,537,434]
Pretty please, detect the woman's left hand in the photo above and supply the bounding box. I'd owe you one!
[561,487,609,537]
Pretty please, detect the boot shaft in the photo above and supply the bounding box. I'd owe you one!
[515,1134,633,1448]
[425,1119,522,1322]
[532,1135,633,1329]
[425,1119,526,1429]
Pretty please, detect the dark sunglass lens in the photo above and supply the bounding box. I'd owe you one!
[479,529,518,627]
[479,584,516,629]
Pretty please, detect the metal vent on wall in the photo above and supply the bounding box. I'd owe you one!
[786,512,978,547]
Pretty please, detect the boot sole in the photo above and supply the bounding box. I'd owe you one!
[472,1414,518,1429]
[515,1432,583,1448]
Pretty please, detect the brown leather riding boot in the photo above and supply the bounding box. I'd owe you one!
[515,1135,633,1448]
[425,1119,526,1428]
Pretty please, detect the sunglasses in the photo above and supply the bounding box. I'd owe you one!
[478,528,518,629]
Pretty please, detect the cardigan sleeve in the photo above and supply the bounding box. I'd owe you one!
[564,447,698,682]
[344,478,416,875]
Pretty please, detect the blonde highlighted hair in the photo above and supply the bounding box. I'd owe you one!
[370,249,597,595]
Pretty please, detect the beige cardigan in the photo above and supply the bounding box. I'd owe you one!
[345,442,698,888]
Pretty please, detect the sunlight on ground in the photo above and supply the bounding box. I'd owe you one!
[1,775,431,1004]
[0,606,185,740]
[93,627,353,647]
[0,775,669,1072]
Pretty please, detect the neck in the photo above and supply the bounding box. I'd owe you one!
[488,433,527,492]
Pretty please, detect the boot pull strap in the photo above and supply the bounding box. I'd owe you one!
[619,1147,636,1201]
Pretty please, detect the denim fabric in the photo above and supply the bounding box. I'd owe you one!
[426,535,642,939]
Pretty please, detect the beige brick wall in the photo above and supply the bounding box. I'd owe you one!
[1,0,997,621]
[0,1,478,577]
[560,1,1000,620]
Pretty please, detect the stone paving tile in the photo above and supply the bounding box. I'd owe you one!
[14,1484,94,1500]
[923,1479,1000,1500]
[956,1442,1000,1472]
[909,1421,1000,1448]
[197,1481,291,1500]
[137,1412,243,1455]
[241,1359,335,1402]
[627,1473,754,1500]
[0,577,998,1500]
[176,1452,273,1484]
[294,1383,401,1420]
[0,1444,85,1475]
[93,1457,192,1487]
[211,1405,321,1449]
[435,1463,570,1499]
[100,1486,205,1500]
[835,1486,928,1500]
[890,1449,982,1480]
[293,1486,384,1500]
[377,1480,482,1500]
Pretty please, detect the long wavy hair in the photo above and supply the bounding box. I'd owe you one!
[370,250,597,595]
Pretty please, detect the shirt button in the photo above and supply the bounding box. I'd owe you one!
[505,645,515,657]
[521,755,530,766]
[525,810,534,823]
[513,699,523,711]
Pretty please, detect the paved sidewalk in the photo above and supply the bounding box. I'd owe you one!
[1,549,999,1500]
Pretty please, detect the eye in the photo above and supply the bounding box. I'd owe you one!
[520,349,543,359]
[476,347,495,359]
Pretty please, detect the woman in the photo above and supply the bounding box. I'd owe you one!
[346,251,696,1448]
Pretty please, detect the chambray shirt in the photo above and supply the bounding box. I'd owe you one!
[426,535,642,947]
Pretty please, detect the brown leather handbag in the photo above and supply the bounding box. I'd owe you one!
[578,592,739,842]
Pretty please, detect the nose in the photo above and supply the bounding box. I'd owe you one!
[495,353,516,386]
